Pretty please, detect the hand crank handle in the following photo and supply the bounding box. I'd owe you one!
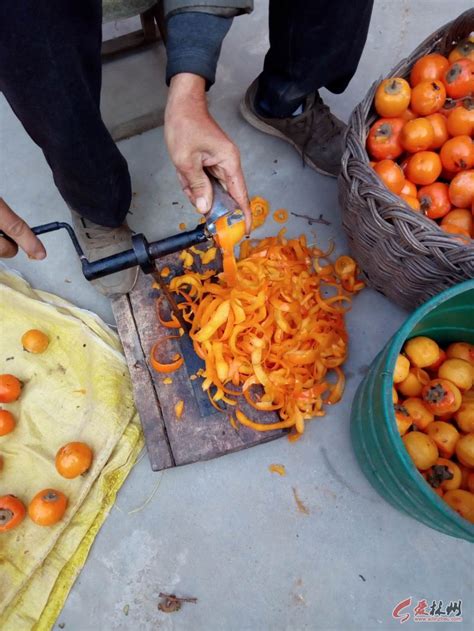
[0,221,209,280]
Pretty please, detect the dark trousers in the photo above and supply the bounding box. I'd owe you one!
[0,1,373,227]
[258,0,374,116]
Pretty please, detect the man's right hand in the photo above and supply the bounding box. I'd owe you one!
[0,197,46,259]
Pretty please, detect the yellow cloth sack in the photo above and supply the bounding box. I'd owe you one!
[0,265,144,630]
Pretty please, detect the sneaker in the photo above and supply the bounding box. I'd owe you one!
[70,210,138,296]
[240,79,346,177]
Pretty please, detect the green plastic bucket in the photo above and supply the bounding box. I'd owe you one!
[351,280,474,542]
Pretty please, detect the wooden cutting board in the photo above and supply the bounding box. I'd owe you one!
[111,251,284,471]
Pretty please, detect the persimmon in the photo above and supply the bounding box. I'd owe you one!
[426,421,460,459]
[400,108,417,122]
[427,348,447,373]
[400,180,417,197]
[366,118,404,160]
[448,170,474,208]
[468,472,474,494]
[400,194,420,211]
[446,99,474,136]
[400,118,434,152]
[406,151,442,185]
[393,354,410,383]
[455,434,474,467]
[410,80,446,116]
[426,113,450,149]
[410,53,450,86]
[440,168,457,182]
[373,159,405,194]
[449,36,474,63]
[375,78,411,117]
[28,489,68,526]
[446,342,474,364]
[418,182,451,219]
[394,405,412,436]
[0,374,21,403]
[403,431,439,470]
[0,495,26,532]
[440,209,473,237]
[454,398,474,433]
[440,223,471,242]
[438,357,473,390]
[439,136,474,172]
[405,336,440,368]
[442,59,474,99]
[397,368,430,398]
[422,378,462,415]
[444,489,474,524]
[21,329,49,354]
[0,410,16,436]
[439,98,461,117]
[403,397,434,430]
[426,458,462,491]
[56,442,93,479]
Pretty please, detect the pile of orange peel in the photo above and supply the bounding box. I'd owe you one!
[150,196,364,439]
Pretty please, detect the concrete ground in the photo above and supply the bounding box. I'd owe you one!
[1,1,473,629]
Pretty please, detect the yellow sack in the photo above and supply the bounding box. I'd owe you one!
[0,265,143,630]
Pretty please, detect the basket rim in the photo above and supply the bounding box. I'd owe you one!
[342,7,474,252]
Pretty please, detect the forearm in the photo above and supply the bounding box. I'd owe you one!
[165,12,232,88]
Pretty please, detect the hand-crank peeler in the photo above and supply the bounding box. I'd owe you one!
[0,177,244,281]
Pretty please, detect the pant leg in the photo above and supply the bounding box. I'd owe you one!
[257,0,374,117]
[0,0,131,227]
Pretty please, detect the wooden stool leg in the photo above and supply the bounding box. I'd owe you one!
[140,7,158,43]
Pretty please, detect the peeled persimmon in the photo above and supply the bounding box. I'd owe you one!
[55,442,93,479]
[21,329,49,354]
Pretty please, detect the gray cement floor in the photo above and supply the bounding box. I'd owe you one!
[1,1,473,629]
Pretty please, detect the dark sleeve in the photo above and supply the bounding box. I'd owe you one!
[163,1,253,19]
[165,12,232,88]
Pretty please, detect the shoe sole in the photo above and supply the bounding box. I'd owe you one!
[239,97,338,179]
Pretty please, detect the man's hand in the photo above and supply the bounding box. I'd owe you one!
[0,197,46,259]
[165,73,251,233]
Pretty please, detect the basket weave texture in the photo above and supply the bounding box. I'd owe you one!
[339,8,474,311]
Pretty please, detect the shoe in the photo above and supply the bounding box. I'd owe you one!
[70,210,138,297]
[240,79,347,177]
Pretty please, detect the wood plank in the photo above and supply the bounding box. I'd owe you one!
[111,293,174,471]
[114,248,284,470]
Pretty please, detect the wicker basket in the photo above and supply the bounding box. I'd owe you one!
[339,8,474,311]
